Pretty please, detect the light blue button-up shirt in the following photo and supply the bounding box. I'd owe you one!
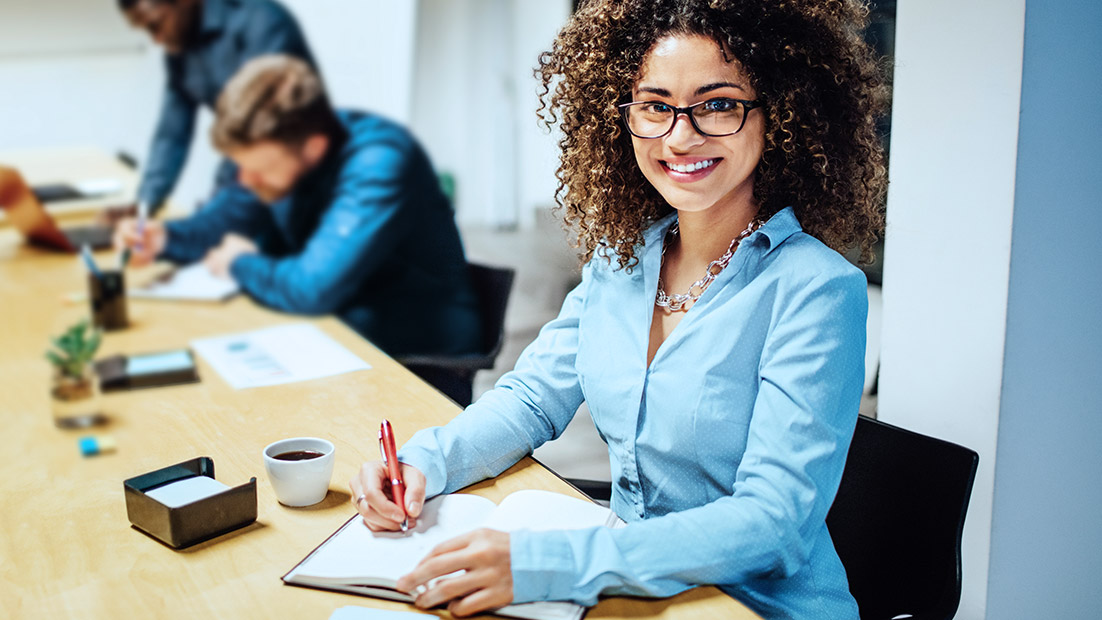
[399,207,865,619]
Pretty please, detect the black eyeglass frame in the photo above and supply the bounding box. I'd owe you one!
[617,98,763,139]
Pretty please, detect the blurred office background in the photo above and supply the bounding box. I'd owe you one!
[2,1,1100,618]
[0,0,565,229]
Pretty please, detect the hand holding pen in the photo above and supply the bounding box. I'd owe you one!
[379,419,408,530]
[349,419,427,532]
[111,215,167,268]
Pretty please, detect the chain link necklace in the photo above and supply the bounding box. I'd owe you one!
[655,218,763,312]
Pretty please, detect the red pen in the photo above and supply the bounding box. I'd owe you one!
[378,419,407,531]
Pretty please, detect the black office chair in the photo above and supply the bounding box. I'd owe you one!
[398,262,515,407]
[827,415,979,620]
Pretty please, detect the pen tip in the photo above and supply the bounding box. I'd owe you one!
[400,519,408,532]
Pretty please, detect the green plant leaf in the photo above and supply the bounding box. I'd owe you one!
[49,320,98,365]
[83,331,102,360]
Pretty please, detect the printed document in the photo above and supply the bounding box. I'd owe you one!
[191,323,370,389]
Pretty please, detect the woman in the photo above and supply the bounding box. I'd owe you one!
[351,0,887,617]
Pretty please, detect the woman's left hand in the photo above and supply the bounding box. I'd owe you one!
[396,528,513,617]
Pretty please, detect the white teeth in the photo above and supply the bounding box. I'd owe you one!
[666,159,716,173]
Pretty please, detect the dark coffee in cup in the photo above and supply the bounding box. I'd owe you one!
[263,437,335,506]
[273,450,325,461]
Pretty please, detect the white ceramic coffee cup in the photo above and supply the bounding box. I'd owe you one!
[263,437,335,507]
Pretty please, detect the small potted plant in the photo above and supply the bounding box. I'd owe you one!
[46,320,104,428]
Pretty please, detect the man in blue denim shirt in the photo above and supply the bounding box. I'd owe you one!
[115,55,481,358]
[119,0,315,213]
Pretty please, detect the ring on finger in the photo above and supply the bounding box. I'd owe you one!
[355,494,367,505]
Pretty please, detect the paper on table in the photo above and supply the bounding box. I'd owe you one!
[191,323,371,389]
[295,494,495,582]
[145,476,230,508]
[73,178,123,197]
[330,607,436,620]
[130,263,239,302]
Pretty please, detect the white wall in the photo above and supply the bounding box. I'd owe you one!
[878,1,1026,618]
[282,0,417,124]
[0,0,145,58]
[410,0,570,228]
[0,0,160,187]
[509,1,570,228]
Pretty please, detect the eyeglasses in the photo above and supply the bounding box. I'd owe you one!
[618,98,763,139]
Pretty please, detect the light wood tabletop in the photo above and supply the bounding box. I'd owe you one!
[0,156,760,620]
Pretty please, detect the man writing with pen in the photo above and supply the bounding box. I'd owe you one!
[114,55,482,360]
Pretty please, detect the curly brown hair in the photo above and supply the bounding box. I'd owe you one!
[537,0,889,269]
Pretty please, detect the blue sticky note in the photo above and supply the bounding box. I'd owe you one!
[79,435,116,457]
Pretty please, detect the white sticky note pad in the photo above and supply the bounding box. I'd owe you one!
[145,476,230,508]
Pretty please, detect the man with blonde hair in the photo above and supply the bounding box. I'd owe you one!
[115,55,481,359]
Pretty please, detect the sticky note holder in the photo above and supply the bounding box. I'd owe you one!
[124,457,257,549]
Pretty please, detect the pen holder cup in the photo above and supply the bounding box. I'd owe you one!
[89,270,128,331]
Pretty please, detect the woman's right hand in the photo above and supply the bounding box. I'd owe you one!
[112,217,167,267]
[350,461,427,531]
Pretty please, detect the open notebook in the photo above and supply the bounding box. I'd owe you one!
[284,490,625,620]
[129,263,239,302]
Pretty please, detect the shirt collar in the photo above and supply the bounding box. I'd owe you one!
[643,211,679,250]
[754,206,802,253]
[642,205,802,256]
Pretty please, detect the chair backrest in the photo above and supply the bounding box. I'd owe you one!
[826,415,979,620]
[467,262,515,360]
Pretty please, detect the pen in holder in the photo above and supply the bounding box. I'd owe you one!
[89,270,129,331]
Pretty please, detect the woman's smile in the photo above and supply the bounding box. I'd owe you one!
[660,156,723,181]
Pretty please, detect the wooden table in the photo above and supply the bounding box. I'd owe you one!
[0,191,758,620]
[0,147,138,225]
